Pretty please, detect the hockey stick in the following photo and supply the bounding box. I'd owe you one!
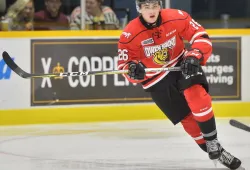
[2,51,181,79]
[229,119,250,132]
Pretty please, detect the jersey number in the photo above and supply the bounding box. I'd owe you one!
[190,19,201,30]
[118,49,128,61]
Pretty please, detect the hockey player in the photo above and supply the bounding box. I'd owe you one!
[117,0,244,169]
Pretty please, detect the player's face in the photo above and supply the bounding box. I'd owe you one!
[140,2,161,23]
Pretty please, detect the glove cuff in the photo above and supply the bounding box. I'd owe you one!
[128,60,139,65]
[184,49,204,61]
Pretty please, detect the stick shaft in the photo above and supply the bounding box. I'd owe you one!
[2,51,181,79]
[58,67,181,77]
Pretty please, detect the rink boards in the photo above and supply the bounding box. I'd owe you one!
[0,29,249,125]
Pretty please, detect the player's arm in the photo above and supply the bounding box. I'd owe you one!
[175,10,212,66]
[117,39,146,84]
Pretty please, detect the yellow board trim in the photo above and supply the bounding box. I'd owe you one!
[0,30,122,38]
[0,102,249,126]
[1,29,250,38]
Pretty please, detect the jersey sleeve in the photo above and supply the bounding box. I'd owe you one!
[174,10,212,65]
[117,34,146,83]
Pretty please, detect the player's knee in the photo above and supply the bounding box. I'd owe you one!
[183,84,214,122]
[183,84,212,111]
[181,114,205,144]
[184,84,211,104]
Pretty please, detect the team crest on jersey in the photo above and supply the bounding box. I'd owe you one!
[143,36,176,65]
[153,48,173,65]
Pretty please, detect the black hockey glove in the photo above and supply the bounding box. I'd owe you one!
[128,62,146,80]
[181,50,203,78]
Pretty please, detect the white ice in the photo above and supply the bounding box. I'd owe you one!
[0,118,249,170]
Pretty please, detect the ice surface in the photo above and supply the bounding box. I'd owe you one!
[0,118,249,170]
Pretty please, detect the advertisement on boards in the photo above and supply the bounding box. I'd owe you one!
[30,39,151,106]
[31,37,241,106]
[0,57,13,80]
[202,37,241,100]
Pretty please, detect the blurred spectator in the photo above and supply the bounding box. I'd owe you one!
[70,0,119,30]
[0,0,6,14]
[4,0,34,31]
[34,0,69,30]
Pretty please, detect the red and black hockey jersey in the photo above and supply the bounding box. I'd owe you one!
[117,9,212,89]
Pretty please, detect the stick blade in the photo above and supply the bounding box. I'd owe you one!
[229,119,250,132]
[2,51,31,78]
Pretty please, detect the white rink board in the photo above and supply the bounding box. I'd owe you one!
[0,39,30,109]
[0,36,249,110]
[241,36,250,102]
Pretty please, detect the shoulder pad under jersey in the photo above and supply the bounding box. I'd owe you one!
[161,8,189,22]
[119,17,148,44]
